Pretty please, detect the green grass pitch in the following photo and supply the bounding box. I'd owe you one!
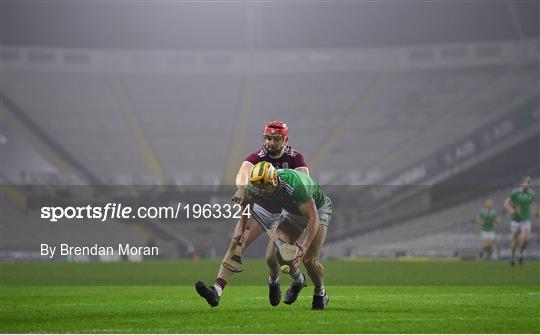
[1,259,539,333]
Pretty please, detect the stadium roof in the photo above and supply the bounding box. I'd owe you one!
[2,1,538,50]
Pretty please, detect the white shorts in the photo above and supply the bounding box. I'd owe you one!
[280,197,332,233]
[510,221,531,234]
[252,203,281,229]
[480,231,495,241]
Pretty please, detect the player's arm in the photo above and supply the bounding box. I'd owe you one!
[293,152,309,176]
[504,197,515,215]
[232,161,254,205]
[475,215,483,226]
[236,161,253,187]
[295,167,309,176]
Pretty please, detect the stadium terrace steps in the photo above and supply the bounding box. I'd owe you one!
[3,62,537,185]
[325,181,538,258]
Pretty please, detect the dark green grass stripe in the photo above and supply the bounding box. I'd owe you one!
[2,259,539,285]
[1,286,538,333]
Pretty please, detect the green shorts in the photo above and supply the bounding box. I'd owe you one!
[279,196,332,232]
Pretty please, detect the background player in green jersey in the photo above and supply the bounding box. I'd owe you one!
[248,161,332,310]
[475,199,501,260]
[503,176,539,266]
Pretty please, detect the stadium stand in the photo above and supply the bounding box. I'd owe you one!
[2,40,538,259]
[2,41,537,186]
[324,181,539,258]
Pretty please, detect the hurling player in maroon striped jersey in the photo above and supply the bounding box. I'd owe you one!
[196,121,309,307]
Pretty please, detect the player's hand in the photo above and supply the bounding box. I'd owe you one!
[232,187,248,205]
[233,232,244,243]
[293,243,306,268]
[233,225,248,243]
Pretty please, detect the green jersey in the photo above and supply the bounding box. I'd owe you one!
[509,188,536,222]
[478,209,497,232]
[248,169,328,215]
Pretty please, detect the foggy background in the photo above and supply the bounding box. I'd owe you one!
[1,1,539,261]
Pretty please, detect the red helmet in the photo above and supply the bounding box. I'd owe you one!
[264,121,288,138]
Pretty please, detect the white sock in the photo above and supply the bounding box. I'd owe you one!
[269,275,280,285]
[213,283,223,296]
[314,286,325,296]
[290,268,304,283]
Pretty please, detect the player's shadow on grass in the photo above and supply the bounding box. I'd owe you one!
[220,306,360,312]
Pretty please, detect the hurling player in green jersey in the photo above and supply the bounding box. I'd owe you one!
[504,176,539,266]
[475,199,501,260]
[247,161,332,310]
[195,121,309,308]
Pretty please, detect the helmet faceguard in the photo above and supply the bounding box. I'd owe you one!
[262,121,288,156]
[249,161,278,188]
